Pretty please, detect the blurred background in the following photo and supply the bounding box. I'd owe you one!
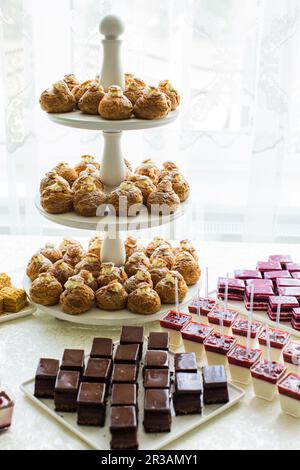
[0,0,300,243]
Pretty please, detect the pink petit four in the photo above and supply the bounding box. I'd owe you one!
[258,327,290,362]
[278,373,300,418]
[160,311,192,348]
[268,255,293,270]
[181,321,213,359]
[292,308,300,332]
[267,296,299,322]
[283,341,300,374]
[244,285,274,311]
[227,345,261,385]
[246,279,273,288]
[256,261,282,274]
[276,278,300,289]
[217,278,245,301]
[277,286,300,301]
[207,307,239,335]
[251,360,286,401]
[204,332,236,367]
[286,263,300,273]
[231,318,263,348]
[234,270,262,281]
[0,390,14,431]
[292,272,300,279]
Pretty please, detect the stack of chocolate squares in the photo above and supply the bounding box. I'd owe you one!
[110,326,143,450]
[143,332,172,433]
[173,353,202,415]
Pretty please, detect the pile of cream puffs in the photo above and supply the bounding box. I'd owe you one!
[39,156,190,217]
[39,73,180,120]
[26,236,201,316]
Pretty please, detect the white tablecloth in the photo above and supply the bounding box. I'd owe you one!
[0,236,299,450]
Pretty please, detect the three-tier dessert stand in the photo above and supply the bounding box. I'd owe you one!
[25,15,199,327]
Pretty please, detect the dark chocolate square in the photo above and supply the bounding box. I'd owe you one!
[110,406,138,450]
[83,358,112,385]
[174,353,198,373]
[34,358,59,399]
[148,332,169,351]
[120,326,144,359]
[54,370,80,412]
[202,366,229,405]
[173,372,202,415]
[61,349,85,376]
[144,350,169,373]
[111,384,137,408]
[144,389,172,433]
[112,364,138,385]
[90,338,113,360]
[77,382,106,427]
[144,369,170,389]
[114,344,140,365]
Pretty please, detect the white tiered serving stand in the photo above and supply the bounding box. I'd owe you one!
[27,15,198,327]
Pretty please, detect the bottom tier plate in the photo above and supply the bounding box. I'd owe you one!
[23,276,199,327]
[0,302,37,324]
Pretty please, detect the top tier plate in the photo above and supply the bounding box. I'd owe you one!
[48,109,179,132]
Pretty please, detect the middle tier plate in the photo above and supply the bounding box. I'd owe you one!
[35,195,189,231]
[47,109,179,132]
[23,276,199,327]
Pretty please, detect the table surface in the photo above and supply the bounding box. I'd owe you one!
[1,235,299,450]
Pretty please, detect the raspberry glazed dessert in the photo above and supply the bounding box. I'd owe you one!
[227,345,261,385]
[160,311,192,348]
[258,327,290,362]
[244,285,274,311]
[268,255,293,270]
[251,360,286,401]
[234,270,262,281]
[204,331,236,368]
[278,373,300,418]
[188,297,217,325]
[256,261,282,275]
[283,341,300,374]
[217,277,245,302]
[267,296,299,323]
[207,307,239,335]
[232,318,263,348]
[181,321,213,360]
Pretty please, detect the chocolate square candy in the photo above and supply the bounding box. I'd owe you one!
[61,349,85,376]
[144,369,171,390]
[120,326,144,359]
[148,332,169,351]
[144,350,169,375]
[54,370,80,412]
[114,344,140,365]
[111,383,138,409]
[175,353,198,373]
[173,372,202,415]
[202,365,229,404]
[110,406,138,450]
[34,358,60,399]
[77,382,106,427]
[90,338,113,360]
[83,358,112,385]
[112,364,138,385]
[144,389,172,433]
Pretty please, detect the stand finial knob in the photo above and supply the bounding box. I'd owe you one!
[100,15,125,39]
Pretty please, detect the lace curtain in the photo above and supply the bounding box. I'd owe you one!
[0,0,299,242]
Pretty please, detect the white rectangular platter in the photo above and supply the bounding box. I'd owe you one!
[0,303,36,324]
[21,358,244,451]
[211,291,300,338]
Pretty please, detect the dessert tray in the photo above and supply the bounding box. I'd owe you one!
[0,303,36,324]
[23,275,199,327]
[20,344,245,451]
